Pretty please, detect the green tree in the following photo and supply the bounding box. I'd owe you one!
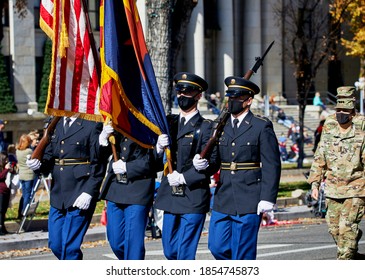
[329,0,365,77]
[38,39,52,113]
[0,49,16,113]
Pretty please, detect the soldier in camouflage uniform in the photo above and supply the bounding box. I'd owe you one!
[307,86,365,260]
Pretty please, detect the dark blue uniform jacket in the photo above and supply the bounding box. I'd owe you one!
[154,113,219,214]
[213,111,281,215]
[41,118,104,210]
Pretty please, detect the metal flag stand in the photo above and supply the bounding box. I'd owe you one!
[17,174,51,234]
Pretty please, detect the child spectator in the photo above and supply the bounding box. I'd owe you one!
[278,134,288,162]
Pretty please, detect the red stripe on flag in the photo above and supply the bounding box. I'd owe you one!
[71,0,82,113]
[40,0,54,38]
[43,0,102,121]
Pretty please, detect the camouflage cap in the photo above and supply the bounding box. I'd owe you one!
[335,86,356,110]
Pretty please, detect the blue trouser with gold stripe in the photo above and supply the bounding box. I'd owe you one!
[106,202,150,260]
[48,204,95,260]
[162,212,205,260]
[208,210,261,260]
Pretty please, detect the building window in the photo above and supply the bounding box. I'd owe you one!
[2,1,9,27]
[87,0,100,31]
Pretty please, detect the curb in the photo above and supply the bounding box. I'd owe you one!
[1,207,316,253]
[0,214,105,253]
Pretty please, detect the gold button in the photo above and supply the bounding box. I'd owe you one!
[76,142,80,145]
[61,141,64,144]
[232,152,235,156]
[122,157,125,160]
[123,147,126,151]
[60,150,64,153]
[232,142,235,146]
[60,167,63,171]
[247,142,250,145]
[124,138,128,142]
[231,171,235,175]
[190,142,192,145]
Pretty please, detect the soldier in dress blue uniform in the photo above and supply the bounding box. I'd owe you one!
[154,72,219,260]
[98,125,156,260]
[207,76,281,260]
[26,116,105,260]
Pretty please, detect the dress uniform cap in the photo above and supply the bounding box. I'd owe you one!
[335,86,356,110]
[174,72,208,92]
[224,76,260,97]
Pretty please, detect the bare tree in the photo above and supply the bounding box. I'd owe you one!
[0,0,28,42]
[274,0,345,168]
[146,0,197,114]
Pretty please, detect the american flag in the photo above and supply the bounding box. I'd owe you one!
[39,0,102,122]
[39,0,54,39]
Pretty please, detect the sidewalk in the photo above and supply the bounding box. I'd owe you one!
[0,169,314,253]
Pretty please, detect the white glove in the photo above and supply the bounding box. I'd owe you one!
[112,159,127,174]
[257,200,275,215]
[193,154,209,171]
[26,155,41,171]
[167,170,186,187]
[99,124,114,146]
[156,134,169,154]
[73,192,92,210]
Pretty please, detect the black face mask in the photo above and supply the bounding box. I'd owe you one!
[228,97,249,115]
[336,112,351,124]
[178,95,197,111]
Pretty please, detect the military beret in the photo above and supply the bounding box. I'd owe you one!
[224,76,260,97]
[335,86,356,110]
[174,72,208,92]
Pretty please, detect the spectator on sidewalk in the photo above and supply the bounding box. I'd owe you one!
[269,94,279,117]
[0,152,13,235]
[287,123,300,143]
[0,120,7,153]
[276,109,294,128]
[16,134,36,219]
[28,130,40,151]
[287,142,299,162]
[278,133,288,162]
[207,93,220,115]
[313,92,326,111]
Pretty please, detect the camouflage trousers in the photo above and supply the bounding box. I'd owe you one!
[325,197,365,260]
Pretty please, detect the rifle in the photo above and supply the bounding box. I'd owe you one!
[31,116,61,160]
[200,41,275,159]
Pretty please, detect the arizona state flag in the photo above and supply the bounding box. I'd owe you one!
[99,0,169,148]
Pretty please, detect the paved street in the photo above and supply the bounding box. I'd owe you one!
[6,220,365,260]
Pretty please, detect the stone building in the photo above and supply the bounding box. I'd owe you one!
[0,0,360,144]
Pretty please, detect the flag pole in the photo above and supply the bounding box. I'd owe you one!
[81,0,122,180]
